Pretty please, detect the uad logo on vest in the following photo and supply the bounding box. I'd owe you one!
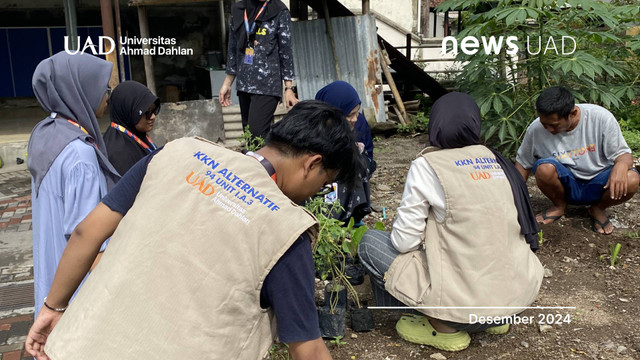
[186,171,216,196]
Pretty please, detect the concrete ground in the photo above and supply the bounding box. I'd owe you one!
[0,165,34,360]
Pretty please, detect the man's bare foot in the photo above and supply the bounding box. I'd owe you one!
[588,206,614,235]
[535,207,566,224]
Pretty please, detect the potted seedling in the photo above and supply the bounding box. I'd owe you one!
[306,197,349,338]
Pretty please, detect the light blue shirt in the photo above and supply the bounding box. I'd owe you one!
[31,139,108,315]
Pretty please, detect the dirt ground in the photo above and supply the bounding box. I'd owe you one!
[311,135,640,360]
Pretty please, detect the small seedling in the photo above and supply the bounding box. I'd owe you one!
[609,243,622,267]
[372,136,381,142]
[374,221,386,231]
[625,230,639,239]
[330,336,346,347]
[537,230,544,246]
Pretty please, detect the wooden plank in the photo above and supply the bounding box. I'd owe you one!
[380,49,410,124]
[392,105,407,126]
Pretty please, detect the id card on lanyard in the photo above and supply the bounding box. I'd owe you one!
[243,0,270,65]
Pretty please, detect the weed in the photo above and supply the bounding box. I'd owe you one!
[238,126,264,152]
[269,343,290,360]
[610,243,622,267]
[538,230,544,246]
[625,230,640,239]
[372,136,382,142]
[330,336,347,347]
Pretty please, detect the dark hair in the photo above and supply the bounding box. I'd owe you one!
[536,86,575,119]
[266,100,364,188]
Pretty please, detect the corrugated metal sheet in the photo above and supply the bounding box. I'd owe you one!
[291,14,385,123]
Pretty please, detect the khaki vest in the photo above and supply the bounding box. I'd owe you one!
[385,145,543,323]
[45,137,318,360]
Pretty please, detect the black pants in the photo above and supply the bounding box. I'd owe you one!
[238,91,280,139]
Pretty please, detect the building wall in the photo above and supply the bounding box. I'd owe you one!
[340,0,414,31]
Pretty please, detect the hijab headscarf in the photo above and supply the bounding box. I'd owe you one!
[428,92,540,251]
[230,0,288,51]
[103,81,159,176]
[315,80,361,116]
[28,51,120,195]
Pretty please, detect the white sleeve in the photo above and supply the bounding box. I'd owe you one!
[391,157,443,253]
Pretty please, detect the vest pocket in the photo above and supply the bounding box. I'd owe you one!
[384,250,431,306]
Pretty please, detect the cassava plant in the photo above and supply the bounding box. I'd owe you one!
[437,0,640,157]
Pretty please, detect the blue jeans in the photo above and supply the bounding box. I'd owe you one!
[532,158,612,205]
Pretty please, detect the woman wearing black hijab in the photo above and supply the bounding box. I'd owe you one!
[357,93,544,352]
[103,81,160,176]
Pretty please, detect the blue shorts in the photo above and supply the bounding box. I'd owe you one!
[532,158,611,205]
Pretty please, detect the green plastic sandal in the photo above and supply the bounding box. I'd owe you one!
[485,324,510,335]
[396,314,471,351]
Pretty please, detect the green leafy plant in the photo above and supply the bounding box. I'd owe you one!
[374,221,386,231]
[238,125,265,152]
[437,0,640,156]
[538,230,544,246]
[304,197,362,311]
[397,112,430,134]
[329,335,347,347]
[269,343,290,360]
[610,243,622,267]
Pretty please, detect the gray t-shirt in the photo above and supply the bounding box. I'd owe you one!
[516,104,631,180]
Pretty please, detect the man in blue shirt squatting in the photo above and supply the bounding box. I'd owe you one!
[25,101,363,360]
[515,86,639,235]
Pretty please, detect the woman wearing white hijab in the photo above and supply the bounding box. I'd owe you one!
[28,51,120,317]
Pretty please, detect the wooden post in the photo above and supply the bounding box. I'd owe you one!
[420,0,430,38]
[100,0,119,88]
[362,0,370,15]
[137,6,157,94]
[219,0,226,61]
[444,10,449,37]
[322,0,341,80]
[380,49,409,125]
[113,0,126,82]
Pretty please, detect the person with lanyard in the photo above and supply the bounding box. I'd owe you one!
[27,51,120,320]
[315,81,376,226]
[357,93,544,351]
[25,101,363,360]
[219,0,298,139]
[103,80,160,176]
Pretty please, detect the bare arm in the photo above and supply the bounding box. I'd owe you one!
[605,153,635,200]
[25,203,123,358]
[515,161,531,182]
[289,338,333,360]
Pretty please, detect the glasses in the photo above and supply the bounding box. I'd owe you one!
[144,104,161,119]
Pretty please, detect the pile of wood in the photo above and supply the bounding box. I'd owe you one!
[386,99,420,125]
